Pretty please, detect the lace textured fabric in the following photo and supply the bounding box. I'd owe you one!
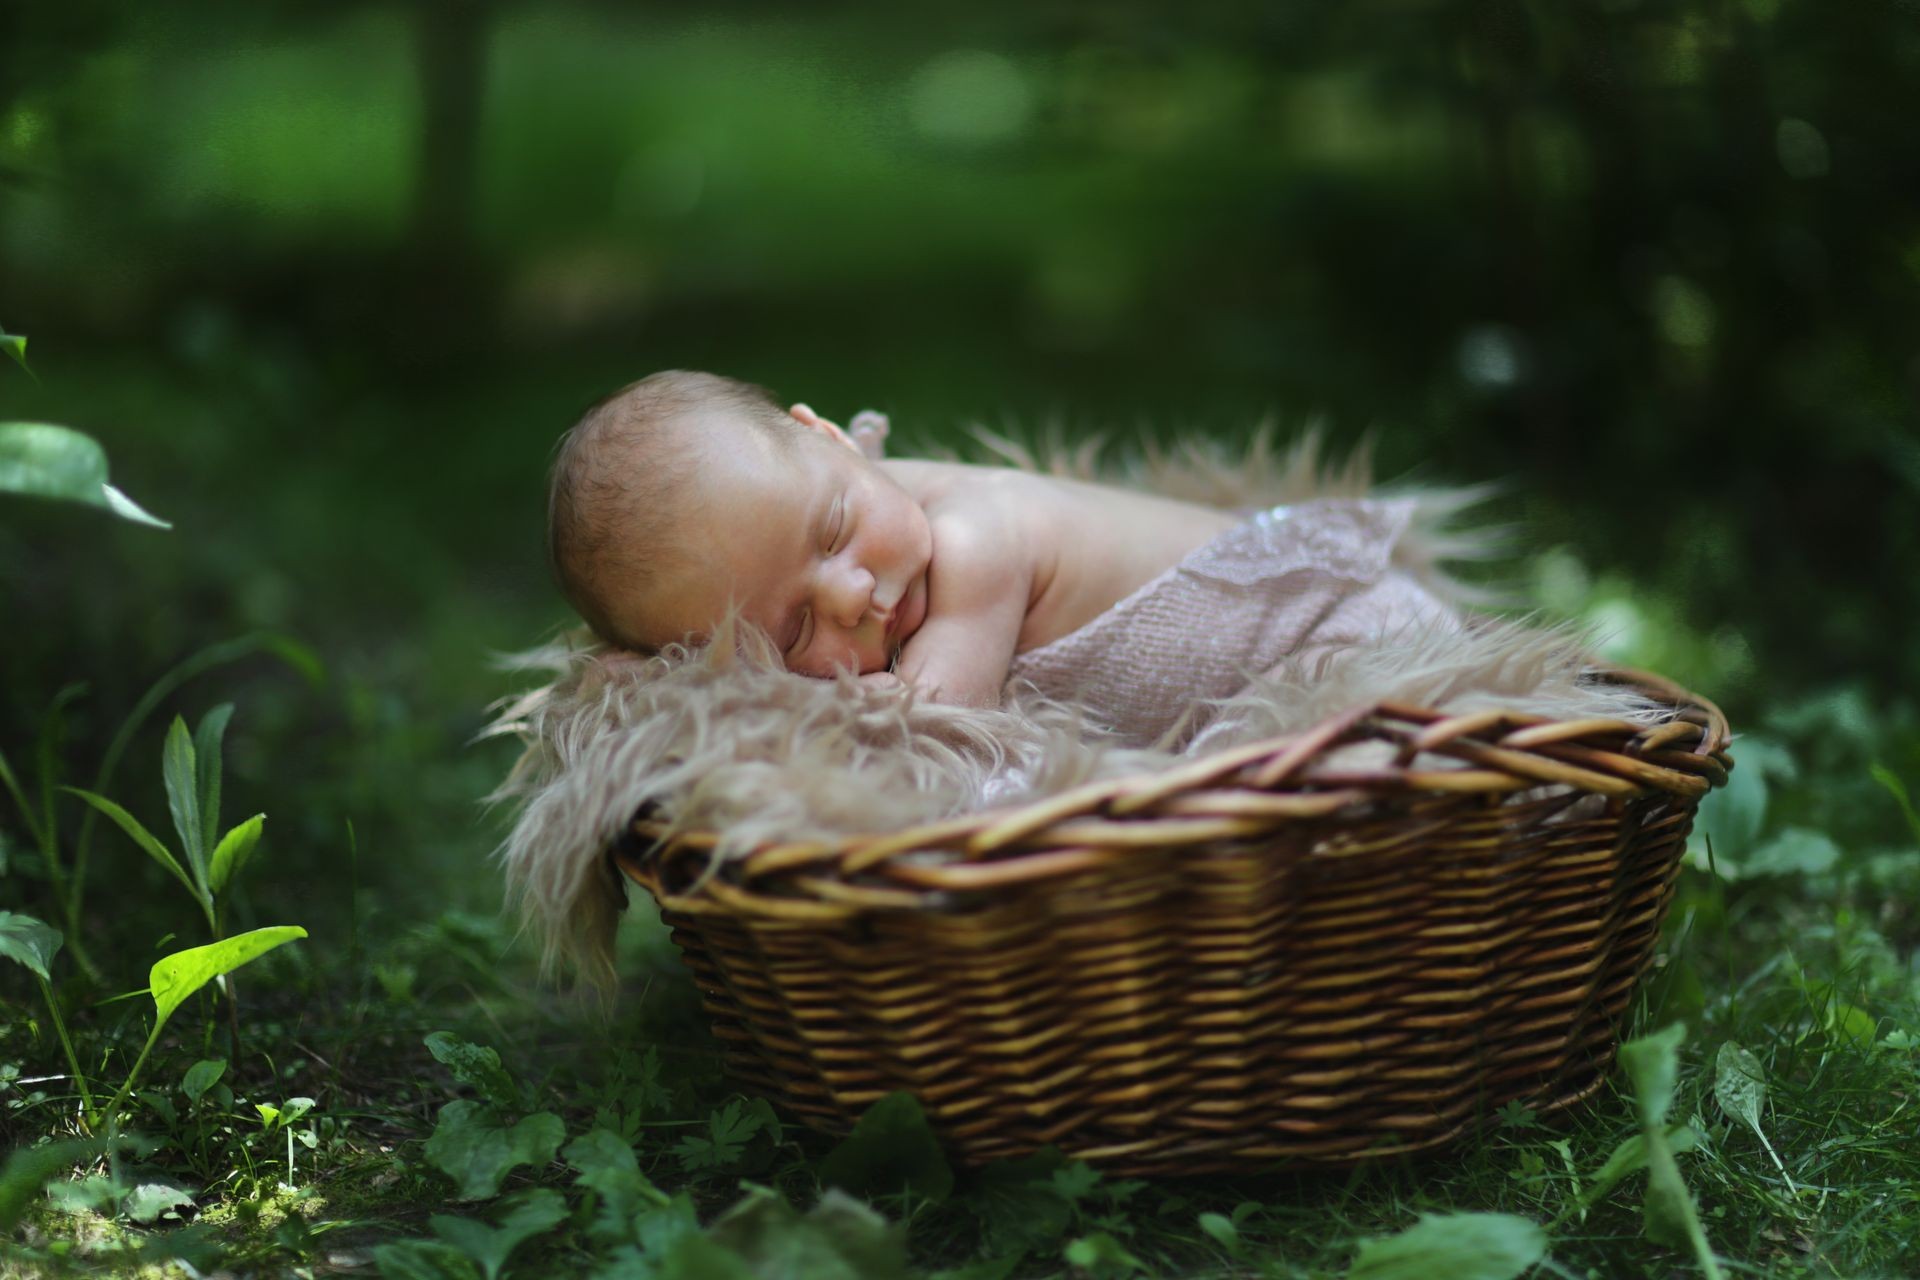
[1005,497,1460,749]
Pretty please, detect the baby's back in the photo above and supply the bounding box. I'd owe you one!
[1016,473,1239,650]
[886,459,1238,653]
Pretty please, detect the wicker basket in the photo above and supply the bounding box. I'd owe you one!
[615,668,1730,1176]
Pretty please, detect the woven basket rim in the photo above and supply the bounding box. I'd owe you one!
[619,664,1730,915]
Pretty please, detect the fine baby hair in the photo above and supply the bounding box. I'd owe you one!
[547,370,800,650]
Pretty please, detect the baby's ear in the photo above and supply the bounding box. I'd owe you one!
[789,403,860,453]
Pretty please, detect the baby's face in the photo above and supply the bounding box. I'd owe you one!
[613,408,933,676]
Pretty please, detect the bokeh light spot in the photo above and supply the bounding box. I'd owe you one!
[906,51,1033,146]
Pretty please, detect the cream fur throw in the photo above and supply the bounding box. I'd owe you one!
[489,427,1673,986]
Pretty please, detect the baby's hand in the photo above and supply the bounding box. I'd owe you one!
[857,670,905,692]
[849,410,889,461]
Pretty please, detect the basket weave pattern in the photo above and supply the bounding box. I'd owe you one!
[618,670,1730,1175]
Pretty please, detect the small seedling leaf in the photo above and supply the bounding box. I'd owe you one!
[1619,1023,1686,1130]
[424,1032,521,1110]
[423,1101,565,1201]
[1346,1212,1549,1280]
[1586,1123,1699,1204]
[209,815,265,895]
[429,1188,568,1280]
[150,925,308,1027]
[63,787,194,895]
[0,910,63,981]
[182,1058,227,1102]
[192,704,233,860]
[162,716,204,882]
[675,1097,766,1173]
[818,1090,954,1203]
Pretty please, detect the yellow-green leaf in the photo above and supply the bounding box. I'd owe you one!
[209,815,265,894]
[149,926,308,1026]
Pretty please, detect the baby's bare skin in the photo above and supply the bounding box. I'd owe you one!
[879,459,1237,705]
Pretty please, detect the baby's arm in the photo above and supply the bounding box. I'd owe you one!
[892,517,1030,708]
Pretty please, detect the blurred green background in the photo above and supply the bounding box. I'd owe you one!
[3,0,1915,918]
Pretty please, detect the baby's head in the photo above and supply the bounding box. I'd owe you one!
[547,370,932,675]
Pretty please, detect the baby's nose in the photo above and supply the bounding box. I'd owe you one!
[824,563,876,626]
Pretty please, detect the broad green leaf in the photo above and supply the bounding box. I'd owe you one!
[1585,1124,1700,1204]
[563,1128,674,1247]
[0,1139,100,1231]
[1743,827,1840,878]
[0,910,63,981]
[818,1090,954,1204]
[63,787,194,895]
[705,1184,909,1280]
[423,1101,565,1201]
[149,925,308,1026]
[373,1239,481,1280]
[425,1032,522,1110]
[163,716,204,883]
[182,1059,227,1102]
[636,1193,702,1258]
[1199,1212,1243,1257]
[123,1181,194,1224]
[1690,736,1791,864]
[1346,1212,1549,1280]
[193,704,233,860]
[1620,1028,1725,1277]
[209,815,266,895]
[0,422,169,527]
[1643,1161,1693,1248]
[1619,1023,1686,1130]
[430,1188,568,1280]
[652,1235,758,1280]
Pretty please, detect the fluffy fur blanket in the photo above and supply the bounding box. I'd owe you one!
[489,426,1672,986]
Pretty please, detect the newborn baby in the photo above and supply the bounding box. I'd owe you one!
[548,370,1456,741]
[548,370,1241,708]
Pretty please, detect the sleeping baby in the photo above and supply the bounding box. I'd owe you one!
[546,369,1458,747]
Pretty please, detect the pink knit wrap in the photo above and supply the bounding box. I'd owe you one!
[1005,497,1460,749]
